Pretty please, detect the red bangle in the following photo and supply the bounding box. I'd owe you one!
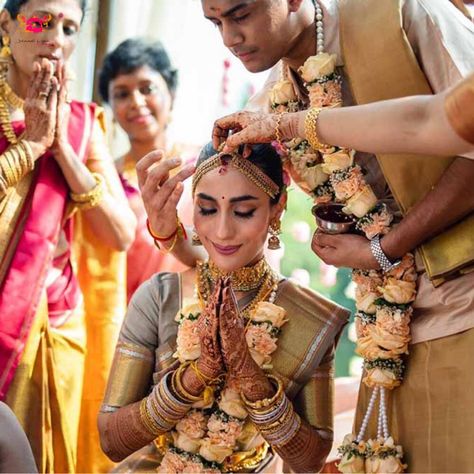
[146,218,178,242]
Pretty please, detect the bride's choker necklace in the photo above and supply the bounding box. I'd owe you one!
[205,257,270,292]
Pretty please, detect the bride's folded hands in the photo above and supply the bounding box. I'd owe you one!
[218,277,274,402]
[181,279,226,397]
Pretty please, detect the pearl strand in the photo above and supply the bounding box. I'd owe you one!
[314,1,324,54]
[356,386,379,443]
[380,387,389,440]
[377,393,383,439]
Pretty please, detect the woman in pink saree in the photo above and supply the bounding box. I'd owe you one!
[0,0,136,472]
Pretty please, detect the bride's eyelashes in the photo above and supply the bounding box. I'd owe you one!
[198,206,256,219]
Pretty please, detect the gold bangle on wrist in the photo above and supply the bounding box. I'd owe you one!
[172,363,204,403]
[305,107,329,151]
[274,111,286,147]
[70,172,105,211]
[241,374,283,411]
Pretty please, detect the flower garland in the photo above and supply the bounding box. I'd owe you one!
[157,261,287,473]
[268,50,417,472]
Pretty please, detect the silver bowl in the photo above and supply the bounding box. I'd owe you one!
[311,202,356,234]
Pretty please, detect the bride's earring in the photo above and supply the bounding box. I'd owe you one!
[192,228,202,246]
[267,218,281,250]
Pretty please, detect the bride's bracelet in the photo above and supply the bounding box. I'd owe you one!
[243,374,301,448]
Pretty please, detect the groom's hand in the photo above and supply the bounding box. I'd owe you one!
[311,230,380,270]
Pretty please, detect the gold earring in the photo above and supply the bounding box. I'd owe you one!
[192,228,202,246]
[268,218,281,250]
[0,36,12,81]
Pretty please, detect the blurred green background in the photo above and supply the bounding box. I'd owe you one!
[280,186,357,377]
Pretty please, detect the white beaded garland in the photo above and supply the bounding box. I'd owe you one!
[314,0,325,54]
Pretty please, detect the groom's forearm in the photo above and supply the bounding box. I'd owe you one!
[381,157,474,260]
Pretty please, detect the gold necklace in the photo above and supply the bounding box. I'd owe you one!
[0,80,23,145]
[196,259,279,320]
[1,81,24,110]
[207,257,270,292]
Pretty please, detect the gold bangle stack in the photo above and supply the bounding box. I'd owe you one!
[70,172,105,211]
[139,371,191,436]
[243,374,301,448]
[0,139,34,194]
[304,107,329,151]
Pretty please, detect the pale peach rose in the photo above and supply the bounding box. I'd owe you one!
[299,53,337,82]
[355,291,378,314]
[343,185,378,218]
[366,455,406,473]
[355,335,394,359]
[321,150,354,174]
[386,254,417,282]
[360,208,393,240]
[237,421,265,451]
[363,368,401,389]
[246,325,277,356]
[369,325,410,354]
[379,278,416,305]
[353,270,383,294]
[300,163,329,190]
[249,348,271,368]
[158,451,186,473]
[207,414,243,447]
[172,430,202,454]
[332,167,365,200]
[176,410,208,439]
[337,452,366,473]
[218,388,248,420]
[376,306,412,337]
[199,439,233,463]
[175,318,201,361]
[251,302,288,328]
[175,302,202,322]
[269,80,297,105]
[208,421,243,448]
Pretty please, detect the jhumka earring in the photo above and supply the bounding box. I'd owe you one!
[267,218,282,250]
[0,36,12,81]
[192,228,202,246]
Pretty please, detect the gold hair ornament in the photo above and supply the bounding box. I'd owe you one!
[192,151,280,199]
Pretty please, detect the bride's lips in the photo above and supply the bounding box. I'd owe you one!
[212,242,242,256]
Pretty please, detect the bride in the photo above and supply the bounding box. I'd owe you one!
[98,143,349,473]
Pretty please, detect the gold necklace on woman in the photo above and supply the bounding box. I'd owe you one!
[196,258,279,320]
[0,81,24,145]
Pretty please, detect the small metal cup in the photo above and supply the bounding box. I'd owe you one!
[311,202,356,234]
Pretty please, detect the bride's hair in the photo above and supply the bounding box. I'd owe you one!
[197,143,285,205]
